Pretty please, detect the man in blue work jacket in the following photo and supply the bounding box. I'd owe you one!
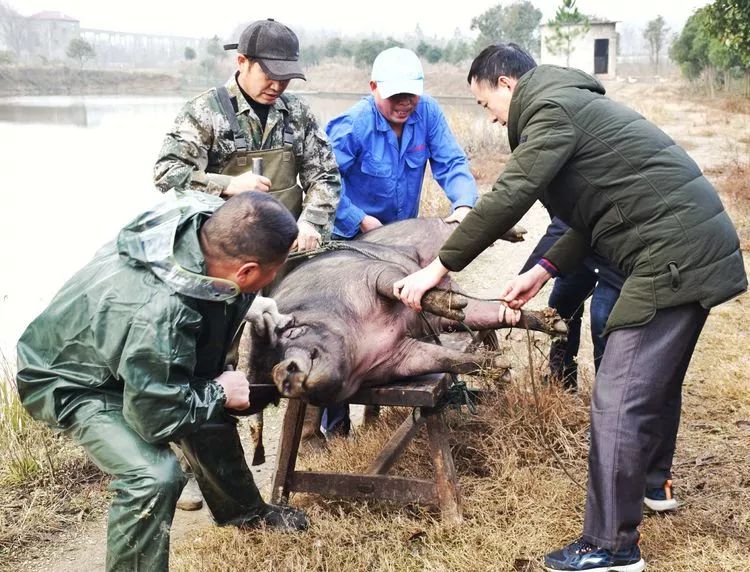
[322,46,478,435]
[327,46,478,238]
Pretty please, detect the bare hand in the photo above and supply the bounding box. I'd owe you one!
[223,172,272,197]
[393,258,450,311]
[245,296,293,344]
[499,264,552,310]
[498,304,522,326]
[292,220,321,252]
[359,215,383,233]
[214,370,250,410]
[443,206,472,223]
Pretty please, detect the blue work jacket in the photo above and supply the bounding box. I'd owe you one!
[326,95,477,237]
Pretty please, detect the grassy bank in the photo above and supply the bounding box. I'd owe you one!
[0,356,107,567]
[0,65,185,97]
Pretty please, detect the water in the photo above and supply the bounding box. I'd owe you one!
[0,92,484,358]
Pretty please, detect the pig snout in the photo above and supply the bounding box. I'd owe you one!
[272,355,312,398]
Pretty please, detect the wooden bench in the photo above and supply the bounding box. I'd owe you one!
[270,372,463,522]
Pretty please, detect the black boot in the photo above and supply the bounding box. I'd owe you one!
[178,416,308,531]
[225,503,309,532]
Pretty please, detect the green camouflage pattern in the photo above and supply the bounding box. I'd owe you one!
[154,74,341,238]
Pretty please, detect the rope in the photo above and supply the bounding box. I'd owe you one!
[417,311,480,415]
[287,240,386,261]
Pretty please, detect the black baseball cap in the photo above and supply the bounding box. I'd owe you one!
[224,19,306,81]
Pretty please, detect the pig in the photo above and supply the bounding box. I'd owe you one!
[241,217,566,409]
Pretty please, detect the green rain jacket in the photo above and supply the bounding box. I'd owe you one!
[440,65,747,333]
[16,192,255,443]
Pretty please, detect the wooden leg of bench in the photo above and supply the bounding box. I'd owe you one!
[367,408,425,475]
[271,399,306,504]
[425,409,462,523]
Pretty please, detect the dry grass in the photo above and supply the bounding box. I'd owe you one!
[714,157,750,252]
[0,355,108,568]
[172,368,593,572]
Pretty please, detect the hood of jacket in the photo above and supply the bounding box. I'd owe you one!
[507,65,605,149]
[116,191,241,302]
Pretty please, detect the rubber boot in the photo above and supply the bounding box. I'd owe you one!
[178,416,308,531]
[176,476,204,511]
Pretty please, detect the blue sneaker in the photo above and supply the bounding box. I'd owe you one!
[644,479,678,512]
[544,538,645,571]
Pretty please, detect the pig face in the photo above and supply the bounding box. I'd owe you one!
[271,319,353,405]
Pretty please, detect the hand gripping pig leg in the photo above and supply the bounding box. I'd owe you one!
[375,268,567,337]
[374,267,467,321]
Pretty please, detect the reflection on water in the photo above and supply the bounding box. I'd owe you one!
[0,92,484,357]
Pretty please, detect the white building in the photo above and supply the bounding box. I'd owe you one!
[541,20,618,79]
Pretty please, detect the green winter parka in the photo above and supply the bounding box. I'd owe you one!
[440,65,747,332]
[16,192,255,443]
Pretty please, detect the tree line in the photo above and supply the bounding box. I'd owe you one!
[670,0,749,95]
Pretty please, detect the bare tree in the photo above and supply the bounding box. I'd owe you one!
[643,15,670,74]
[0,1,30,57]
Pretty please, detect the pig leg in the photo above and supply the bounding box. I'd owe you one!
[375,267,467,321]
[374,268,567,337]
[444,299,568,337]
[390,338,510,379]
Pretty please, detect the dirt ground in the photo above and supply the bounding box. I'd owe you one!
[10,79,750,571]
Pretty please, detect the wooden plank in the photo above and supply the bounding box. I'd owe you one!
[348,374,448,407]
[425,409,463,523]
[367,410,425,475]
[270,399,307,504]
[288,472,438,505]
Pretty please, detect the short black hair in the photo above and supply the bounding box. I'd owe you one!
[467,43,537,86]
[202,191,298,264]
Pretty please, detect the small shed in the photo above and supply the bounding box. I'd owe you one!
[541,19,618,79]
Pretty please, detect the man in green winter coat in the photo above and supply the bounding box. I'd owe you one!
[394,44,747,572]
[16,191,307,571]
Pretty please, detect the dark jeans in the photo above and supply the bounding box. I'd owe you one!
[321,403,352,437]
[548,266,620,390]
[582,303,709,549]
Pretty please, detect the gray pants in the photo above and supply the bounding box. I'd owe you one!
[582,303,709,549]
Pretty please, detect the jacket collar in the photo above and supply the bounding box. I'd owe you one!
[226,74,290,117]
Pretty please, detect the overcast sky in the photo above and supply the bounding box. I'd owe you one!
[13,0,711,40]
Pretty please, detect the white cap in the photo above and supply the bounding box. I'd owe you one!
[371,47,424,99]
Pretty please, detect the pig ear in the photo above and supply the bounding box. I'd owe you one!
[282,326,307,339]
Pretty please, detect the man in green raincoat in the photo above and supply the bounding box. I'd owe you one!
[16,191,307,571]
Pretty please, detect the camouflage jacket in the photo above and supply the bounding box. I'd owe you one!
[153,74,341,237]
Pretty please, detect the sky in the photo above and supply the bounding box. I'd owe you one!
[12,0,712,41]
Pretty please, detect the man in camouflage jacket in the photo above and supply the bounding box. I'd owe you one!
[154,18,341,250]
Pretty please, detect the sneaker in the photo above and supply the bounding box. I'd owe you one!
[644,479,678,512]
[544,538,645,571]
[176,476,203,511]
[227,503,309,532]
